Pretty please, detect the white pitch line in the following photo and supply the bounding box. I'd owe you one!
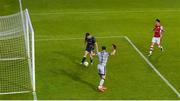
[0,91,31,95]
[35,35,180,98]
[35,35,124,41]
[31,9,180,15]
[0,57,26,61]
[124,36,180,98]
[32,91,37,101]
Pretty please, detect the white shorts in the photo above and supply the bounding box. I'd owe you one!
[97,64,106,75]
[152,37,161,45]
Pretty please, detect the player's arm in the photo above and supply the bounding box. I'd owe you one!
[152,26,156,32]
[110,44,116,55]
[92,42,98,56]
[160,33,163,39]
[84,37,87,49]
[160,26,165,38]
[95,42,99,53]
[93,37,98,53]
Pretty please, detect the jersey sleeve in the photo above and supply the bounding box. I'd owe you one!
[97,52,100,56]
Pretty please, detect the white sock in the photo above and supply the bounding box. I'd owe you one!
[98,79,104,88]
[149,51,152,54]
[149,47,153,54]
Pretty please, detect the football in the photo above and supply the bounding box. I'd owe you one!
[84,61,89,67]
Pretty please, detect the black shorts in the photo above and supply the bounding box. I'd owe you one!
[86,45,94,53]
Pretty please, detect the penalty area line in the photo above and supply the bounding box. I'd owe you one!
[35,35,180,98]
[31,9,180,16]
[124,36,180,98]
[35,35,124,41]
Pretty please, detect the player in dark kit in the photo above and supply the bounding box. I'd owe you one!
[81,33,98,65]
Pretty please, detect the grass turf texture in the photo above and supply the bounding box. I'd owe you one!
[0,0,180,100]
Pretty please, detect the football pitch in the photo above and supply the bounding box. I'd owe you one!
[0,0,180,100]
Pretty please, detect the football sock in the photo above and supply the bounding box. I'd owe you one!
[149,47,154,54]
[81,57,86,63]
[149,51,152,54]
[160,47,163,51]
[158,45,162,49]
[158,45,164,51]
[99,79,104,88]
[158,45,162,48]
[90,58,93,64]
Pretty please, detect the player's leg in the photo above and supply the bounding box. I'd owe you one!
[81,45,91,64]
[149,37,155,56]
[97,65,106,92]
[149,43,154,55]
[81,51,89,64]
[157,38,164,52]
[89,51,94,65]
[98,74,106,92]
[89,46,95,65]
[101,66,107,90]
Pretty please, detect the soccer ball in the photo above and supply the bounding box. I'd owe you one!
[84,61,89,67]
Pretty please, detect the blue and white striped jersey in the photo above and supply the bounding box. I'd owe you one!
[97,51,110,66]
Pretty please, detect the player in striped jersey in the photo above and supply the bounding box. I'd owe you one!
[94,44,116,92]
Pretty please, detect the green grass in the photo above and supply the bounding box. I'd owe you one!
[0,0,180,100]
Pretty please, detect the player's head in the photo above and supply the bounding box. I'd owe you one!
[155,19,161,25]
[85,32,92,39]
[85,33,90,37]
[85,33,91,41]
[156,19,160,23]
[102,46,106,51]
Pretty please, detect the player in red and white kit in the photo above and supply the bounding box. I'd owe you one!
[148,19,164,56]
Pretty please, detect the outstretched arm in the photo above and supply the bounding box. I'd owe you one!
[110,44,116,55]
[160,26,165,38]
[95,42,99,53]
[91,42,98,56]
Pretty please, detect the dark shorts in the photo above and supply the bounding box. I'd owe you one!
[86,45,95,53]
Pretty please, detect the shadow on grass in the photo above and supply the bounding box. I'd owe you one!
[148,52,163,63]
[51,51,97,91]
[59,69,97,92]
[53,51,84,68]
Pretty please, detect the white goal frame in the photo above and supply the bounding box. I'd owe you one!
[0,2,36,100]
[19,0,36,97]
[24,9,36,94]
[24,9,37,100]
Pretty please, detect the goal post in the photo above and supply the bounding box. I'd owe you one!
[25,9,36,93]
[0,9,36,95]
[24,9,36,93]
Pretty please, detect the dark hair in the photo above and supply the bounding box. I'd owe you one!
[102,46,106,50]
[85,33,90,42]
[156,19,160,23]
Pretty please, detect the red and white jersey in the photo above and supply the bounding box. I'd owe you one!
[153,25,163,38]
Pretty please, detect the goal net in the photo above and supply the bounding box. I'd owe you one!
[0,9,35,94]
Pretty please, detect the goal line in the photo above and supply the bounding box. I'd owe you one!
[35,35,180,98]
[0,57,26,61]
